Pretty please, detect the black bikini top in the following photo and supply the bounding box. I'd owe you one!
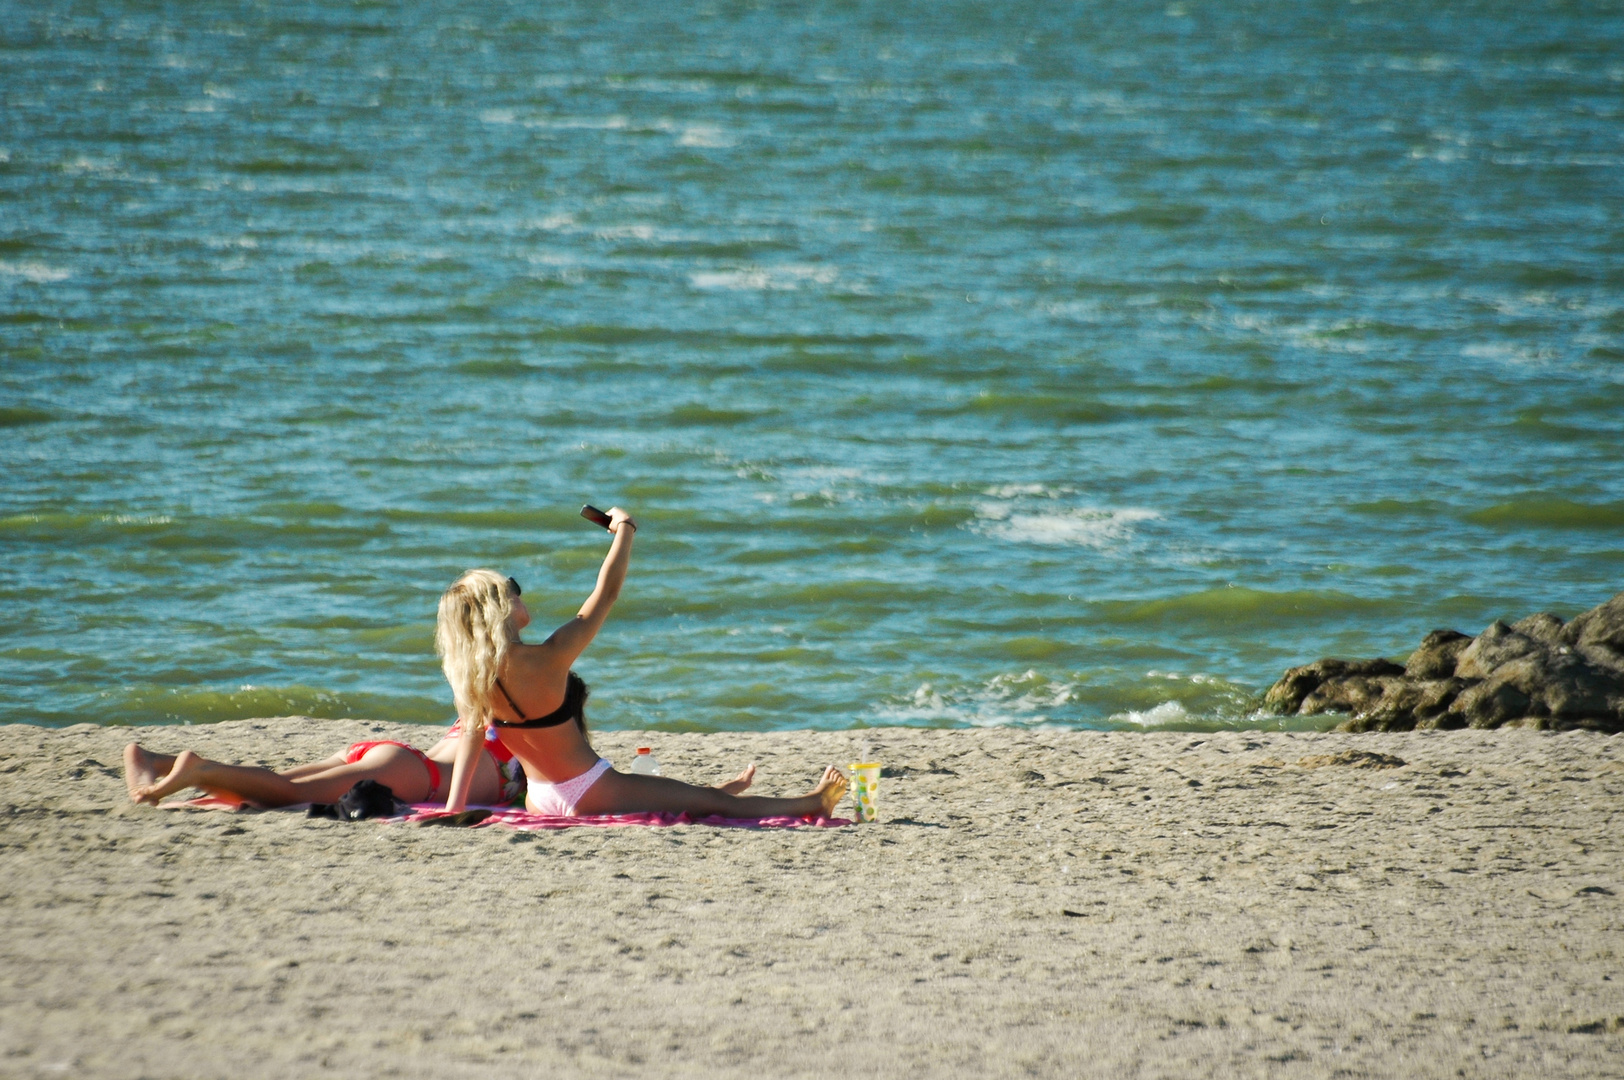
[491,671,588,729]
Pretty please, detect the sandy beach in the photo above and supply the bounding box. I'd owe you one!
[2,719,1620,1078]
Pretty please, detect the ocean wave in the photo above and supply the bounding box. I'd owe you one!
[1093,587,1392,626]
[0,406,56,427]
[1107,701,1340,733]
[0,260,71,283]
[689,264,838,291]
[481,110,634,131]
[968,483,1160,548]
[1348,498,1450,518]
[677,124,733,148]
[69,684,453,728]
[381,507,580,531]
[1465,498,1624,530]
[1110,700,1194,726]
[926,391,1131,425]
[982,482,1072,499]
[870,676,1065,728]
[0,510,390,549]
[974,507,1160,548]
[664,404,773,426]
[866,667,1295,731]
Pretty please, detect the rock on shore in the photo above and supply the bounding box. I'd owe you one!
[1265,590,1624,732]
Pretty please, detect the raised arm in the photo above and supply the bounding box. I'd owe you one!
[542,506,636,669]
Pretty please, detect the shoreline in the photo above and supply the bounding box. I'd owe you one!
[3,719,1621,1078]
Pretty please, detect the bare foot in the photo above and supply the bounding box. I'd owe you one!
[130,749,207,805]
[716,763,756,795]
[810,765,849,817]
[123,743,164,801]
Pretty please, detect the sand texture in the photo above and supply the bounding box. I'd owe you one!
[2,720,1621,1078]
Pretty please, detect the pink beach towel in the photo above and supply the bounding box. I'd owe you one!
[402,806,852,830]
[161,797,850,829]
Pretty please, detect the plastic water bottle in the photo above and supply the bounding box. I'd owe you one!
[628,747,661,775]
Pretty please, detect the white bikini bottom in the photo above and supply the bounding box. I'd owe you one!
[525,757,612,816]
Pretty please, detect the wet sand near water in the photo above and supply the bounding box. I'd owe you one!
[2,719,1621,1078]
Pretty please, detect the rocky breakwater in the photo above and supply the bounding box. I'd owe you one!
[1265,591,1624,732]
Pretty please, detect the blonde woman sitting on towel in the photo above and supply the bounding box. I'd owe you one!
[437,506,848,819]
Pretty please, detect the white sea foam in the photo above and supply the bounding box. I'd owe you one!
[1462,341,1556,365]
[1040,298,1108,324]
[620,77,713,95]
[592,221,704,244]
[100,514,173,526]
[1407,146,1469,163]
[203,235,258,251]
[982,482,1060,499]
[677,124,732,148]
[970,483,1158,548]
[689,264,837,291]
[538,114,631,131]
[481,109,638,132]
[870,681,1048,728]
[759,464,878,507]
[593,224,662,242]
[870,672,1077,728]
[1382,53,1460,73]
[0,261,71,283]
[975,506,1159,548]
[61,155,118,175]
[1146,670,1222,685]
[986,670,1077,710]
[1110,700,1193,727]
[531,74,589,90]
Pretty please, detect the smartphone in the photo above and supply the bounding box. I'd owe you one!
[580,504,614,530]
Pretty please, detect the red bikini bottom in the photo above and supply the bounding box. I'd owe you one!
[344,740,442,793]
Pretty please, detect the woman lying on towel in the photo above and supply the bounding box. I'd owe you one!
[437,506,848,819]
[122,716,526,809]
[123,708,758,810]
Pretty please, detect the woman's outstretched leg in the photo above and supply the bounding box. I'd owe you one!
[128,745,437,807]
[125,743,351,801]
[279,752,350,779]
[573,764,847,818]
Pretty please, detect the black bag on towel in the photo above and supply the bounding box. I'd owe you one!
[308,779,409,821]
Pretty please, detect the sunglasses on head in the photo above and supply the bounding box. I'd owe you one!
[507,576,522,597]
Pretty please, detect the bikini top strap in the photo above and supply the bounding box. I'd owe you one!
[493,678,528,720]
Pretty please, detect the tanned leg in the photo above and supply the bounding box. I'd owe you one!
[129,746,439,807]
[279,752,350,779]
[574,764,847,818]
[127,745,354,802]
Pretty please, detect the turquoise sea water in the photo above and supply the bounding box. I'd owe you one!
[3,1,1622,732]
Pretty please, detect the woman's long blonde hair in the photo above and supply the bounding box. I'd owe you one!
[435,568,517,732]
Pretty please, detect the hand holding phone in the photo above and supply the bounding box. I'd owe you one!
[583,504,637,535]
